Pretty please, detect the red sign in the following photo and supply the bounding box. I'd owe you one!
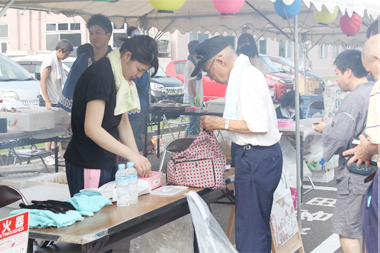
[0,212,29,253]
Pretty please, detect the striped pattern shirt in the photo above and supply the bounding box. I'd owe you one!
[365,79,380,165]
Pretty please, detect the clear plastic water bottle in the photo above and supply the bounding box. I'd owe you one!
[116,163,130,207]
[126,162,138,204]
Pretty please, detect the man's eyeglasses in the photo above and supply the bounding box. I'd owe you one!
[203,57,216,76]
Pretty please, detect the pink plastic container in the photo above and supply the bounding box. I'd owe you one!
[277,119,294,128]
[139,171,162,190]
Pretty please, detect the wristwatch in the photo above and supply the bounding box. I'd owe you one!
[224,119,230,130]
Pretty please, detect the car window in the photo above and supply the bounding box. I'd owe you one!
[174,61,185,75]
[272,61,293,74]
[273,57,304,74]
[0,55,33,81]
[63,62,74,69]
[149,65,167,78]
[258,56,280,73]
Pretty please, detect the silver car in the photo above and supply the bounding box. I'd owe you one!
[0,54,40,108]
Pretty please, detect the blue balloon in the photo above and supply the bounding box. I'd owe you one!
[274,0,302,19]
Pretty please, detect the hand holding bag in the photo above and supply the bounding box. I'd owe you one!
[344,138,377,176]
[166,131,226,190]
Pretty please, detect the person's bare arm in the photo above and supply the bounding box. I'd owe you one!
[40,67,52,107]
[200,115,267,135]
[188,79,196,98]
[118,113,151,177]
[342,134,378,167]
[84,100,151,177]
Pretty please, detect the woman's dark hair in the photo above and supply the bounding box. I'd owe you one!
[237,33,258,56]
[280,90,302,108]
[236,45,258,58]
[119,35,159,77]
[188,40,200,55]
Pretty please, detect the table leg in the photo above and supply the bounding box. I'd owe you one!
[27,239,34,253]
[144,113,148,157]
[157,114,161,159]
[54,142,59,173]
[300,137,304,200]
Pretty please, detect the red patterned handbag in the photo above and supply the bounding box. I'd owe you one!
[166,131,226,189]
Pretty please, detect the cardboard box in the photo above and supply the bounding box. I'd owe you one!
[6,107,55,131]
[299,77,324,95]
[311,169,334,183]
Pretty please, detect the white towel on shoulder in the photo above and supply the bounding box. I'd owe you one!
[51,50,66,86]
[107,49,140,116]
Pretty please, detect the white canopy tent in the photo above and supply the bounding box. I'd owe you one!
[1,0,378,229]
[0,0,378,45]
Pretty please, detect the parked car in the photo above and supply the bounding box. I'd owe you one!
[268,55,326,93]
[0,54,40,108]
[258,55,294,99]
[166,59,276,101]
[12,55,71,81]
[149,65,184,103]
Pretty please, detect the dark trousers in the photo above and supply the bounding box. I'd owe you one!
[235,143,283,253]
[362,172,378,253]
[65,162,117,197]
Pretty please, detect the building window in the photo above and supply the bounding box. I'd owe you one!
[189,33,209,43]
[258,39,267,54]
[319,44,328,59]
[332,45,340,59]
[0,24,8,38]
[279,40,292,58]
[279,40,285,57]
[157,39,171,58]
[286,41,292,58]
[45,22,81,50]
[113,23,127,47]
[0,42,7,53]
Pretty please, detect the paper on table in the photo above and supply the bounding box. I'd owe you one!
[150,186,188,196]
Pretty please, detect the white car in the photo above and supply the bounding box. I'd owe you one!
[12,55,72,81]
[0,54,40,108]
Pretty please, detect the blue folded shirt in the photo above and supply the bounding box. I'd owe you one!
[65,195,112,215]
[10,209,83,228]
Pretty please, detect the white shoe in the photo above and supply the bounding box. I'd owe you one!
[44,155,55,166]
[57,152,65,162]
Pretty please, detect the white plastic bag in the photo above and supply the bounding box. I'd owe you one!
[185,191,237,253]
[280,136,311,183]
[129,215,194,253]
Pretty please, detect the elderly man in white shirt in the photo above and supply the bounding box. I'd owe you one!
[194,36,282,253]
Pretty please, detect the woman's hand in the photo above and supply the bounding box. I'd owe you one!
[130,154,152,178]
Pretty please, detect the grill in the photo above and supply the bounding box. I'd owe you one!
[166,87,184,95]
[22,100,39,105]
